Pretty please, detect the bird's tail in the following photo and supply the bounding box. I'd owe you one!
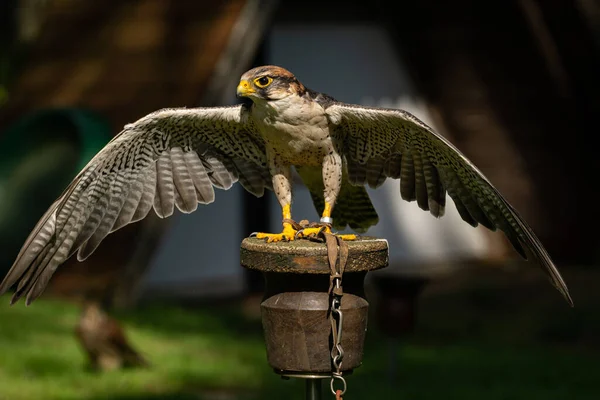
[122,347,150,368]
[296,166,379,233]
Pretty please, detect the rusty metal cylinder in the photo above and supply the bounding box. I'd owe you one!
[240,237,389,375]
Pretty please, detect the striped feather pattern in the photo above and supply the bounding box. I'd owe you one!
[327,102,572,306]
[0,106,270,305]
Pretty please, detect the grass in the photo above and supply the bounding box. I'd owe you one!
[0,265,599,399]
[0,300,273,400]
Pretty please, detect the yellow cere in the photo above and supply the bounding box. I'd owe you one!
[236,80,255,96]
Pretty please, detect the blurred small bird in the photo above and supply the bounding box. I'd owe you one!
[75,301,149,371]
[0,65,572,306]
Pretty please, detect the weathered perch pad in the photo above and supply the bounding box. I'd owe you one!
[240,237,389,374]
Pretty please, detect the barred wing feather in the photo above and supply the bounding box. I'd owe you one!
[0,105,270,305]
[326,102,572,306]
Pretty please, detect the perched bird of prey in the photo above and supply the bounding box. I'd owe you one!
[0,65,572,306]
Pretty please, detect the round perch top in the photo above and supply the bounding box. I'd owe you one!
[240,236,389,274]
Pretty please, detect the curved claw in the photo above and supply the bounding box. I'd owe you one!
[249,232,259,238]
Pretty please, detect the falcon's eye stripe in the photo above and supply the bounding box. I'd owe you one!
[254,76,273,88]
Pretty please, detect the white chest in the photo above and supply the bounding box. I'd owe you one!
[251,96,333,165]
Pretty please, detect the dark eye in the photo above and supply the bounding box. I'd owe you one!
[254,76,273,88]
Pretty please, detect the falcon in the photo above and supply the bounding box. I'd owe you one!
[0,65,572,306]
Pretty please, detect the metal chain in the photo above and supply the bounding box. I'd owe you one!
[330,286,346,398]
[325,232,348,399]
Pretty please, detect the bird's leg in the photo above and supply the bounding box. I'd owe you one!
[253,161,298,242]
[304,201,356,241]
[298,154,356,240]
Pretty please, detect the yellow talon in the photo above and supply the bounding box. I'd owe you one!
[297,226,331,237]
[255,223,297,243]
[252,203,357,243]
[296,226,357,241]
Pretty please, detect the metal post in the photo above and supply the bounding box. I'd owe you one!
[305,378,322,400]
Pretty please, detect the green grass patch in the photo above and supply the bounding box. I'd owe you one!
[0,266,599,399]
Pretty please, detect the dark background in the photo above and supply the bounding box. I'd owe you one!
[0,1,598,399]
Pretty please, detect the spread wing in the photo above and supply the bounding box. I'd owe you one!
[326,102,572,306]
[0,105,271,305]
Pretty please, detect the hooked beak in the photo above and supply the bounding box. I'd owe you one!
[236,80,255,98]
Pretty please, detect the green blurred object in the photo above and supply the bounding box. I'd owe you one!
[0,108,112,274]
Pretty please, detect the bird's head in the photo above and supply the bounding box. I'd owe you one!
[236,65,305,103]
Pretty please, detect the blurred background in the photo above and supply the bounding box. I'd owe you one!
[0,0,599,399]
